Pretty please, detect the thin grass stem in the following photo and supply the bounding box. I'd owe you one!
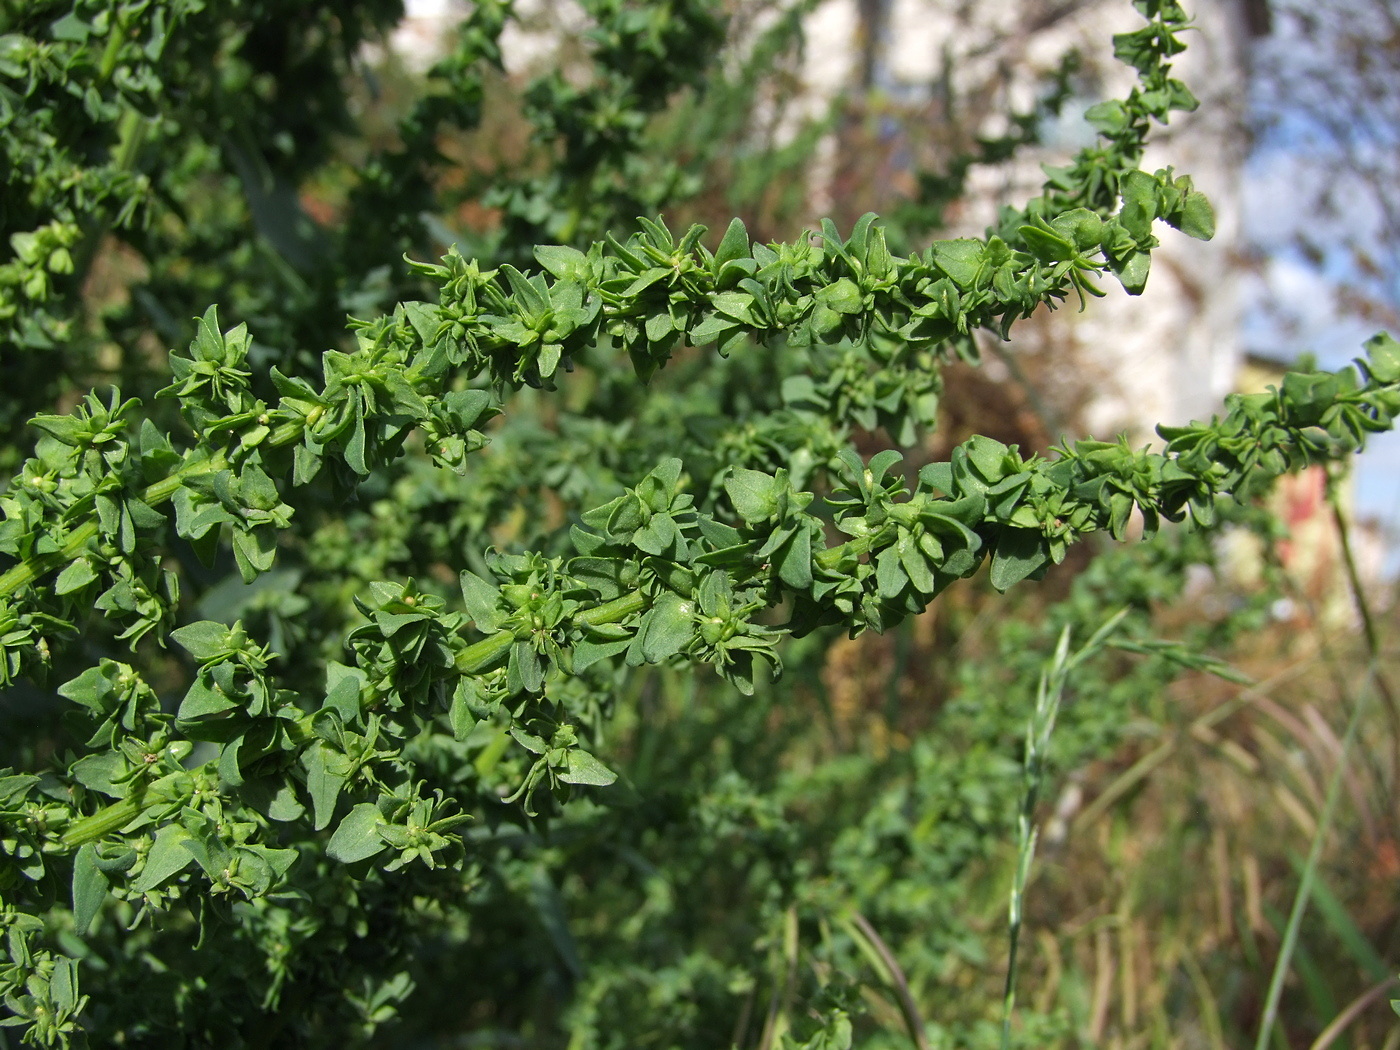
[1254,478,1389,1050]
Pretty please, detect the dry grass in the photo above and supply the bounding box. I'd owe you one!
[1010,602,1400,1049]
[809,517,1400,1047]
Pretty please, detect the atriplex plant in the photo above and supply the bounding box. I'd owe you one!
[1,0,1397,1046]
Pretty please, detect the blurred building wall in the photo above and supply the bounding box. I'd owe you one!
[800,0,1259,439]
[393,0,1261,440]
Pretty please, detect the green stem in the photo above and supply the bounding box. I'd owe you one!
[97,13,128,84]
[60,789,147,848]
[71,101,147,316]
[1253,673,1372,1050]
[574,589,648,627]
[1253,484,1385,1050]
[1001,628,1069,1050]
[454,629,515,674]
[450,589,651,675]
[1332,486,1400,772]
[0,451,229,600]
[112,108,146,172]
[269,420,306,448]
[57,578,651,851]
[813,527,892,572]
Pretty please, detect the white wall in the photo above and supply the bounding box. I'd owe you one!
[390,0,1254,438]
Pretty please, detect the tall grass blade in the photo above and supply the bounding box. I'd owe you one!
[1254,483,1390,1050]
[1001,611,1128,1049]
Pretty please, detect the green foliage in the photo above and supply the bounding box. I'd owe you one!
[0,0,1394,1046]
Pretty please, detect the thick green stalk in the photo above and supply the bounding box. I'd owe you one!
[57,587,656,849]
[573,589,648,627]
[453,629,515,674]
[451,589,651,674]
[96,12,128,84]
[0,521,99,598]
[0,420,307,601]
[60,789,147,848]
[813,526,896,573]
[0,452,229,599]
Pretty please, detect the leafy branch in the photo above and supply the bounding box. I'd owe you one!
[2,2,1391,1046]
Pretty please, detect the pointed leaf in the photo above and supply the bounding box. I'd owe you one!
[131,824,195,892]
[713,217,750,271]
[327,803,386,864]
[989,528,1049,592]
[170,621,232,663]
[641,591,695,663]
[556,748,617,786]
[72,844,107,935]
[459,571,503,631]
[1177,192,1214,240]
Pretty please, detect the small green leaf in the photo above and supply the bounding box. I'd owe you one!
[460,571,503,631]
[132,824,195,892]
[556,748,617,786]
[0,774,39,806]
[689,313,735,344]
[265,781,305,822]
[964,435,1012,481]
[72,844,107,935]
[54,558,98,595]
[816,278,863,314]
[1115,251,1151,294]
[1118,170,1158,239]
[1084,99,1128,134]
[218,734,246,788]
[989,528,1049,592]
[1177,192,1214,240]
[711,291,758,325]
[920,462,955,494]
[28,413,87,446]
[71,753,126,797]
[49,956,80,1012]
[876,546,907,600]
[449,679,479,742]
[634,512,680,557]
[725,468,777,523]
[641,592,694,663]
[509,640,544,693]
[302,745,347,831]
[324,664,364,724]
[170,621,232,663]
[1365,333,1400,384]
[931,239,984,288]
[538,343,562,379]
[179,821,231,880]
[572,634,632,672]
[49,12,93,41]
[327,803,386,864]
[771,527,811,589]
[57,665,112,713]
[899,537,936,594]
[534,244,589,280]
[1018,223,1076,262]
[713,217,749,271]
[344,412,369,476]
[645,311,674,343]
[500,264,549,314]
[177,677,240,721]
[231,525,278,582]
[510,726,549,754]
